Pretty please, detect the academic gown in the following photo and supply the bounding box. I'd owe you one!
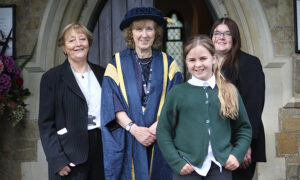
[101,48,183,180]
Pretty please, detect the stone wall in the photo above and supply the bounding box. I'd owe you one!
[0,0,48,180]
[277,108,300,180]
[295,58,300,96]
[0,120,39,180]
[3,0,46,57]
[262,0,294,56]
[261,0,300,98]
[261,0,300,179]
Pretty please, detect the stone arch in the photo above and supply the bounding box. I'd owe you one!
[26,0,106,72]
[31,0,276,71]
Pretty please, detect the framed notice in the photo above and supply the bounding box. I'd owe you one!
[0,4,16,57]
[294,0,300,53]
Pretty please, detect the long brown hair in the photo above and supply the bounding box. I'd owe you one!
[210,18,241,78]
[183,35,239,119]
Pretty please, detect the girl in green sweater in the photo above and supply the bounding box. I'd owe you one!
[156,35,252,180]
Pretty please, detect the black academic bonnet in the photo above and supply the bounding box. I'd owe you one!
[119,6,167,30]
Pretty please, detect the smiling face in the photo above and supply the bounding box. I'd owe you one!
[212,24,233,55]
[185,45,216,81]
[62,29,89,63]
[132,19,156,53]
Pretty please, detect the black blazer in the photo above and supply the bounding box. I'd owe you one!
[38,60,105,175]
[227,51,266,162]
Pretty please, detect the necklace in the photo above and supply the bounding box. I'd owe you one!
[138,58,152,65]
[80,72,88,79]
[135,50,152,65]
[71,65,91,104]
[72,65,89,79]
[133,50,153,106]
[80,73,85,79]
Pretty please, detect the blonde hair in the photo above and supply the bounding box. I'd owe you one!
[58,23,93,47]
[183,35,239,119]
[122,19,163,50]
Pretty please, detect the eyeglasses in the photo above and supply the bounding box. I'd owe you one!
[213,31,232,38]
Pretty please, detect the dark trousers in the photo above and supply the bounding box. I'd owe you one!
[232,162,256,180]
[51,128,105,180]
[173,162,232,180]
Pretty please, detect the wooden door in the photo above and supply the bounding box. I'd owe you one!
[88,0,154,67]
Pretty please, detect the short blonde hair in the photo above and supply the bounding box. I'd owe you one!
[58,23,93,47]
[122,19,163,50]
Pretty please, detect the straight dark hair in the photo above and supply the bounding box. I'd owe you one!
[210,18,241,77]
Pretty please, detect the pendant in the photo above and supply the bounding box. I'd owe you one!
[81,75,84,79]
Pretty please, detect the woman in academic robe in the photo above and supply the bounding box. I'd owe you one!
[101,6,183,180]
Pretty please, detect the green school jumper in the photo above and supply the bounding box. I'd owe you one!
[156,82,252,174]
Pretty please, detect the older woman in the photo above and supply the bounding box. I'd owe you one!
[38,23,105,179]
[210,18,266,180]
[101,6,183,180]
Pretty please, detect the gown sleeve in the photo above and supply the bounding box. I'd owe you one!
[101,62,126,179]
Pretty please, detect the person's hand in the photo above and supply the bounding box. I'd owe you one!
[149,121,158,136]
[225,154,239,171]
[240,147,251,169]
[180,163,194,175]
[130,124,155,147]
[58,163,76,176]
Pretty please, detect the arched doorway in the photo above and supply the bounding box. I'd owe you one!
[23,1,286,179]
[86,1,287,179]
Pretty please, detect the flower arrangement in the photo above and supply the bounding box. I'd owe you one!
[0,29,31,127]
[0,55,30,126]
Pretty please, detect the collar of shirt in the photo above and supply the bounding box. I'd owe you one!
[187,74,216,89]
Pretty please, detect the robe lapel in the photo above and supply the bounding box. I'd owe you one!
[143,50,164,125]
[120,49,144,123]
[148,50,164,98]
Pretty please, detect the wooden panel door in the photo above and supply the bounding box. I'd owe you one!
[88,0,154,67]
